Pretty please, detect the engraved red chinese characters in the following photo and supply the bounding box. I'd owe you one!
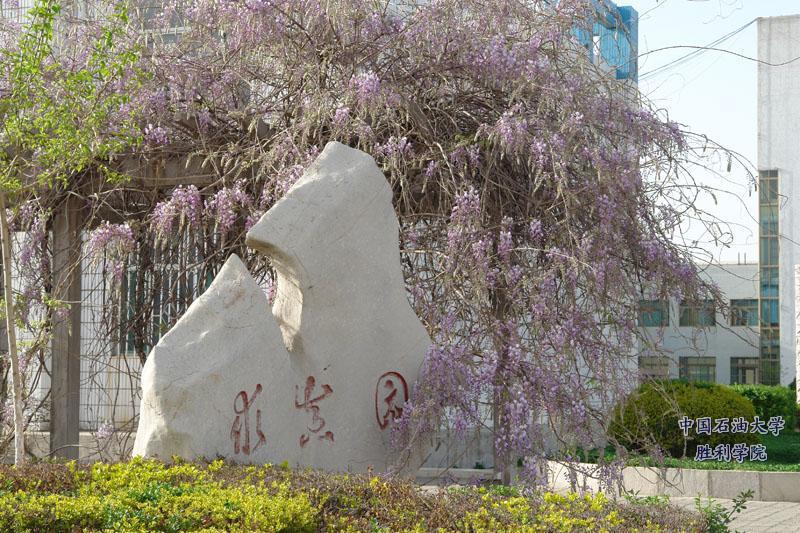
[375,372,409,430]
[295,376,334,447]
[230,384,266,455]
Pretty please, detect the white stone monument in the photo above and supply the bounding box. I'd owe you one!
[133,142,431,473]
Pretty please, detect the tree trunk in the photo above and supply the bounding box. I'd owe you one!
[491,280,513,485]
[0,192,26,465]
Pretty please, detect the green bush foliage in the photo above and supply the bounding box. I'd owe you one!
[0,460,316,532]
[731,384,796,429]
[0,458,705,532]
[609,380,759,458]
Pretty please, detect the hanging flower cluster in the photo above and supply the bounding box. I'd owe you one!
[87,222,135,280]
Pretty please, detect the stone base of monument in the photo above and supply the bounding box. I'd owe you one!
[133,142,431,474]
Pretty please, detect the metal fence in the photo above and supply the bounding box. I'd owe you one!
[14,230,267,434]
[12,234,144,433]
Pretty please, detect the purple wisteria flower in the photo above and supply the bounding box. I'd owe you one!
[349,70,381,105]
[206,189,237,233]
[143,123,169,146]
[424,161,439,179]
[206,182,253,233]
[333,106,350,126]
[197,108,212,132]
[376,136,412,158]
[497,217,513,262]
[88,222,135,280]
[96,421,115,442]
[1,399,13,422]
[152,185,203,234]
[494,105,529,152]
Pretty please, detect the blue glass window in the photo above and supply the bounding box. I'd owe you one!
[760,267,779,298]
[638,299,668,327]
[679,300,716,327]
[730,299,758,327]
[760,299,779,327]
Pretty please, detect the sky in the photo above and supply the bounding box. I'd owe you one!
[621,0,800,265]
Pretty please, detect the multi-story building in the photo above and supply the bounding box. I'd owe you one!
[757,14,800,386]
[575,1,638,82]
[637,14,800,388]
[638,263,761,385]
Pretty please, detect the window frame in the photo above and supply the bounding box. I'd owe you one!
[638,355,671,381]
[679,356,716,383]
[679,300,716,327]
[638,299,669,327]
[730,357,760,385]
[730,299,758,327]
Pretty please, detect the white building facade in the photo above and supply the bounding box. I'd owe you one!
[638,263,761,385]
[758,15,800,386]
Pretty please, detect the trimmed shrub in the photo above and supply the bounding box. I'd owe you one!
[0,459,317,532]
[0,459,706,532]
[609,380,759,458]
[731,384,796,430]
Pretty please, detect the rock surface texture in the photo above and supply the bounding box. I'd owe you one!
[133,142,431,473]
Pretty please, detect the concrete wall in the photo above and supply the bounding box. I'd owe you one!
[758,15,800,386]
[547,460,800,502]
[640,263,759,385]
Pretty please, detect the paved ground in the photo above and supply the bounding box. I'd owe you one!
[669,496,800,532]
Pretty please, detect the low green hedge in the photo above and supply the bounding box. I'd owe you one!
[0,459,704,532]
[731,384,796,430]
[0,460,316,532]
[609,380,759,458]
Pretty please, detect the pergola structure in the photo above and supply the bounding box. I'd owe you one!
[46,155,218,459]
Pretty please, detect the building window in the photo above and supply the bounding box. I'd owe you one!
[760,205,778,237]
[760,298,779,327]
[760,328,780,356]
[679,300,716,327]
[761,360,780,386]
[638,299,668,327]
[758,169,779,203]
[760,237,779,266]
[638,356,670,381]
[730,299,758,326]
[679,356,716,383]
[759,328,780,385]
[730,358,760,385]
[760,267,779,298]
[758,170,780,385]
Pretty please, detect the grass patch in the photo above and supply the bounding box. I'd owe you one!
[0,458,706,531]
[632,432,800,472]
[578,432,800,472]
